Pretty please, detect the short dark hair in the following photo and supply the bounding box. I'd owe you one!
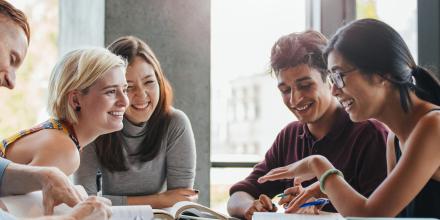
[324,18,440,112]
[0,0,30,43]
[270,30,328,80]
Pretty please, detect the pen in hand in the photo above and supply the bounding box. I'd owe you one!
[298,198,329,208]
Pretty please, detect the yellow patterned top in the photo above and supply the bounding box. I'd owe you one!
[0,118,79,157]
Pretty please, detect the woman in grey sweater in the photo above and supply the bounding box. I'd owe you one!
[74,36,197,208]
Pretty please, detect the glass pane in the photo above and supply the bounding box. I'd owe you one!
[356,0,418,60]
[211,0,306,210]
[0,0,59,137]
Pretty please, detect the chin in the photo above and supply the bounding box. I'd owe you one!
[348,113,367,122]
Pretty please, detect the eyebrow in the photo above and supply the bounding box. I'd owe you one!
[101,84,127,90]
[295,76,313,83]
[277,76,313,88]
[127,75,153,83]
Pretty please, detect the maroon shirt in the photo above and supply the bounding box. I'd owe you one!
[230,107,388,211]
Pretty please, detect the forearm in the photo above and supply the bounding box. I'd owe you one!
[1,163,45,195]
[227,192,255,218]
[309,155,367,216]
[126,192,184,208]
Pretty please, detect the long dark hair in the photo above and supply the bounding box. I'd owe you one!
[94,36,173,172]
[324,18,440,112]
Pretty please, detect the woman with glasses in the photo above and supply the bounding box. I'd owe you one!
[258,18,440,218]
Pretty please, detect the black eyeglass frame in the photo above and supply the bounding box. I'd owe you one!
[327,68,357,89]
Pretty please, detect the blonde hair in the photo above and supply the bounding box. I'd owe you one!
[47,48,126,124]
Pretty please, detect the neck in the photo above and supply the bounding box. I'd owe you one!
[375,91,434,143]
[307,99,339,140]
[72,121,100,150]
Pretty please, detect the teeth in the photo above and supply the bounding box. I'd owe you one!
[132,103,149,109]
[109,111,124,116]
[341,99,354,108]
[295,103,312,111]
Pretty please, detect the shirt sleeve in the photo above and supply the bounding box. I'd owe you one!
[354,120,388,197]
[74,143,100,196]
[165,110,197,189]
[229,132,286,199]
[0,158,11,190]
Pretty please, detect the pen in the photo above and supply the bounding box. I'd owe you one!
[299,198,329,208]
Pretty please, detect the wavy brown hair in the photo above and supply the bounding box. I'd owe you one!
[95,36,173,172]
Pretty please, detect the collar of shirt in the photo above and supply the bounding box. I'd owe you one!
[299,107,352,141]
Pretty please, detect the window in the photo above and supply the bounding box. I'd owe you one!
[356,0,418,60]
[211,0,306,212]
[0,0,59,137]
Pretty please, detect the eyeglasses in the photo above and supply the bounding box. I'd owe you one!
[327,68,357,89]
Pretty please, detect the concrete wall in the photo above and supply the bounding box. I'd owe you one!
[59,0,105,56]
[60,0,211,205]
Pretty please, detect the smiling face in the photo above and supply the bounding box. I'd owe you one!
[0,17,28,89]
[277,64,334,124]
[124,56,160,124]
[328,50,386,122]
[76,67,129,134]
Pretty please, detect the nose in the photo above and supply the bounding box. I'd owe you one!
[118,90,129,108]
[330,83,340,97]
[0,70,16,89]
[135,85,148,99]
[289,89,301,107]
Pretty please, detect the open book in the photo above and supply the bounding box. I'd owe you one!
[153,201,238,220]
[252,212,344,220]
[0,187,153,220]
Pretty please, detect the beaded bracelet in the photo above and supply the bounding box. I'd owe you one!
[319,168,344,194]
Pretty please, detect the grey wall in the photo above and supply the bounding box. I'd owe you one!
[60,0,211,205]
[59,0,105,56]
[418,0,440,74]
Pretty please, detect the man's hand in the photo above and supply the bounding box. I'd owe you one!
[38,167,85,215]
[64,196,112,220]
[244,194,277,220]
[280,180,325,214]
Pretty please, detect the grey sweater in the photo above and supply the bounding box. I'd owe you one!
[73,108,196,205]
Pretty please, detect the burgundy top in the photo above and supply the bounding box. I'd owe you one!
[230,107,388,211]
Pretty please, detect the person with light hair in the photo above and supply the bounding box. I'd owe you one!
[0,1,114,219]
[1,47,129,176]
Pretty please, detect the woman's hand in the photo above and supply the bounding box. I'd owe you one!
[258,156,321,184]
[156,188,199,207]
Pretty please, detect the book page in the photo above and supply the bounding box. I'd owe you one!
[163,201,231,220]
[0,189,153,220]
[252,212,345,220]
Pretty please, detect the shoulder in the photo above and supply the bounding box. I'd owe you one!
[411,111,440,142]
[351,119,389,137]
[34,129,79,157]
[279,121,303,134]
[168,108,192,129]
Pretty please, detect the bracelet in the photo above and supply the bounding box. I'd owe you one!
[319,168,344,194]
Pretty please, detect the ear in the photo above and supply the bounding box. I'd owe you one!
[67,90,81,109]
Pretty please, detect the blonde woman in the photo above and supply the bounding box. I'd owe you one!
[0,48,129,176]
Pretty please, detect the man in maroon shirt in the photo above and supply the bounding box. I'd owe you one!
[227,30,388,220]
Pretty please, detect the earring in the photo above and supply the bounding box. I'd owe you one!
[75,106,81,112]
